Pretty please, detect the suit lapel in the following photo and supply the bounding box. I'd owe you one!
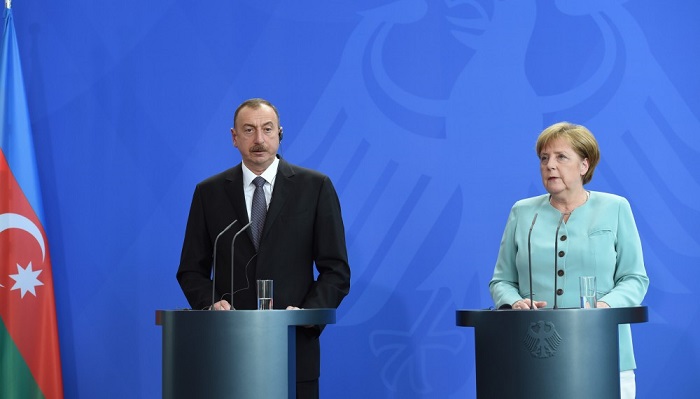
[224,164,252,227]
[262,158,294,242]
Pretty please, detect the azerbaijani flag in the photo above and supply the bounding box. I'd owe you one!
[1,5,64,399]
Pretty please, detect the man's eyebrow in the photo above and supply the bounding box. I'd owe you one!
[243,121,274,126]
[241,121,275,128]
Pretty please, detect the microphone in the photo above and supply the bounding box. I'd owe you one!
[527,213,538,309]
[211,220,239,309]
[552,213,566,309]
[230,221,252,310]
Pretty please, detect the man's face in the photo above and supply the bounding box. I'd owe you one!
[231,104,281,174]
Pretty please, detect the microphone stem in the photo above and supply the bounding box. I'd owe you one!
[211,220,238,309]
[230,222,252,310]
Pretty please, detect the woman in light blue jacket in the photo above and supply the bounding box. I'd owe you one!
[489,122,649,399]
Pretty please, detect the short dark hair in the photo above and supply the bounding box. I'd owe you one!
[233,98,280,128]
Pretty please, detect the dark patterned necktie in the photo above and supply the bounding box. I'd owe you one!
[250,176,267,250]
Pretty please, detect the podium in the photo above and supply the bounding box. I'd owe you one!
[156,309,335,399]
[456,306,647,398]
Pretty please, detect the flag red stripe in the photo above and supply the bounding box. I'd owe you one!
[0,150,64,399]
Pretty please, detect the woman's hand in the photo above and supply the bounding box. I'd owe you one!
[512,298,547,310]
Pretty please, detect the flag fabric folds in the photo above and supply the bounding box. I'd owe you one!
[1,7,64,399]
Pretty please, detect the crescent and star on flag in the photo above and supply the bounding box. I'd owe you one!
[0,212,47,297]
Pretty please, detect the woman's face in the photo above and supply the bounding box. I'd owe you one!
[539,138,589,197]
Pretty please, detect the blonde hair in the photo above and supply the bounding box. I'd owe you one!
[535,122,600,184]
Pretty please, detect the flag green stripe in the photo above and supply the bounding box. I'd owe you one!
[0,320,45,399]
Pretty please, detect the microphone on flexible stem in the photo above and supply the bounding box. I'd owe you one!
[211,220,239,309]
[230,221,252,310]
[553,213,566,309]
[527,213,538,309]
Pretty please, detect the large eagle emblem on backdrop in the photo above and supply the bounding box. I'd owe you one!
[250,0,699,395]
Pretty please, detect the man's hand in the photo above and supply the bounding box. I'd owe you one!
[286,306,314,328]
[210,300,232,310]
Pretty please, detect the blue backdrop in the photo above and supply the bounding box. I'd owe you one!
[10,0,700,397]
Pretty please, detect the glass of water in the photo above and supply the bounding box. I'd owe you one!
[256,279,273,310]
[579,276,597,309]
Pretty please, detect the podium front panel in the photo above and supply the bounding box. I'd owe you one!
[456,307,647,399]
[156,309,335,399]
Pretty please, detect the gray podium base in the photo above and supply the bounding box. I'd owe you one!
[456,306,648,399]
[156,309,335,399]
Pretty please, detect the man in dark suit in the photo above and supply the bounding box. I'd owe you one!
[176,98,351,399]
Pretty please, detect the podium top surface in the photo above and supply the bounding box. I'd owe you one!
[155,308,336,327]
[456,306,648,327]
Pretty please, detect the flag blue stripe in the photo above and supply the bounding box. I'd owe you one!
[1,8,44,223]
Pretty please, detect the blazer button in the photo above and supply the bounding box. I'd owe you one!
[556,289,564,296]
[560,235,567,241]
[558,251,565,257]
[557,269,564,277]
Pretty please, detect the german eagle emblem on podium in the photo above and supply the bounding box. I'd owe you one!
[523,321,562,359]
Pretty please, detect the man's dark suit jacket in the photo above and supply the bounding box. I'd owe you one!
[177,157,351,382]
